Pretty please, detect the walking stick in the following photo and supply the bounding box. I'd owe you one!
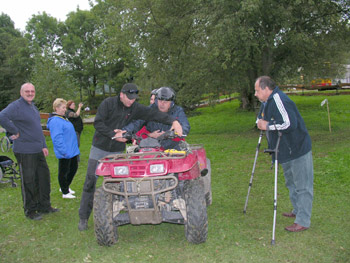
[243,130,264,214]
[264,122,282,245]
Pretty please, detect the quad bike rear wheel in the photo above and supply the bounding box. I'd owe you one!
[184,177,208,244]
[93,187,118,246]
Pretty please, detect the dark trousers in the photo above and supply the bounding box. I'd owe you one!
[76,132,81,162]
[14,152,51,216]
[58,156,78,194]
[78,158,99,220]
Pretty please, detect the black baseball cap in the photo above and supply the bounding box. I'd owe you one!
[121,83,139,100]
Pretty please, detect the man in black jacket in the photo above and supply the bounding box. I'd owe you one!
[78,83,182,231]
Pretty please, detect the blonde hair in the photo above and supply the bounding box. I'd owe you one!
[53,98,67,111]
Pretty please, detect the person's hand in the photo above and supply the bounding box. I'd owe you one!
[257,119,268,131]
[148,130,165,138]
[113,129,127,142]
[10,133,19,140]
[170,120,183,137]
[42,148,49,157]
[78,102,83,108]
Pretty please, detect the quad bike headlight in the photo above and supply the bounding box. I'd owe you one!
[150,164,164,174]
[114,166,129,175]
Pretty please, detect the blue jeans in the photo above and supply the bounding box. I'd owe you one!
[281,151,313,227]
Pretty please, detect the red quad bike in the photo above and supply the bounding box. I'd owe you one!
[93,130,212,246]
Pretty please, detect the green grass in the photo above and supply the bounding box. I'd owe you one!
[1,94,350,263]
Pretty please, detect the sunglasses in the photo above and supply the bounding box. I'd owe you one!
[158,96,172,101]
[127,89,139,94]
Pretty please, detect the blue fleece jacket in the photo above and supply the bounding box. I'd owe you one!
[0,97,47,154]
[47,114,80,159]
[258,87,312,163]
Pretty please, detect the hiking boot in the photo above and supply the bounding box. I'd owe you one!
[27,211,42,221]
[40,207,60,214]
[78,219,88,231]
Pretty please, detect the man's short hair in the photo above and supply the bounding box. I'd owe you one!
[53,98,67,111]
[256,76,276,90]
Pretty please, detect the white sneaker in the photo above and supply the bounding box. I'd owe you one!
[62,193,76,199]
[60,188,75,194]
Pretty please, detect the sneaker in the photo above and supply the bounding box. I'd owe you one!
[62,193,76,199]
[40,207,60,214]
[78,219,88,231]
[26,211,42,220]
[60,188,75,194]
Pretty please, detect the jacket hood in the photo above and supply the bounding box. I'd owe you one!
[47,113,68,126]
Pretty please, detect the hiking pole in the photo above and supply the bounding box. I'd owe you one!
[243,130,264,214]
[264,121,282,245]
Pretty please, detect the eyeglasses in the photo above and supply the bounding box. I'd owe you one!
[127,90,139,94]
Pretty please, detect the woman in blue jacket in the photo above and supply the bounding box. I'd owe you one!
[47,98,80,199]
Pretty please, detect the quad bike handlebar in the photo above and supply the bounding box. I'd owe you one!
[112,130,184,142]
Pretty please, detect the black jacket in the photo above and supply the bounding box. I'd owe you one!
[92,95,175,152]
[66,108,84,133]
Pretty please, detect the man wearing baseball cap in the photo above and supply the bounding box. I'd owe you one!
[78,83,182,231]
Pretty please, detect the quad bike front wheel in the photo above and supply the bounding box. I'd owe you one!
[202,158,212,206]
[93,187,118,246]
[184,177,208,244]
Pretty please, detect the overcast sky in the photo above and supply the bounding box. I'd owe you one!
[1,0,92,32]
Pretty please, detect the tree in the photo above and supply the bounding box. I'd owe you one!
[103,0,350,110]
[203,0,350,109]
[91,0,140,96]
[104,0,213,110]
[25,12,62,58]
[60,9,106,101]
[25,12,76,111]
[0,13,32,109]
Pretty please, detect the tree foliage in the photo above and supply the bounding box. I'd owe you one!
[202,0,350,109]
[1,1,349,111]
[0,13,32,109]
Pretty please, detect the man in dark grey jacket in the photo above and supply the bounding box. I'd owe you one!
[78,83,183,231]
[0,83,58,220]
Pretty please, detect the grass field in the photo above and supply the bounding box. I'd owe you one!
[0,94,349,263]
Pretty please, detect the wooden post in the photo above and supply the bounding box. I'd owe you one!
[321,99,331,133]
[326,102,331,133]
